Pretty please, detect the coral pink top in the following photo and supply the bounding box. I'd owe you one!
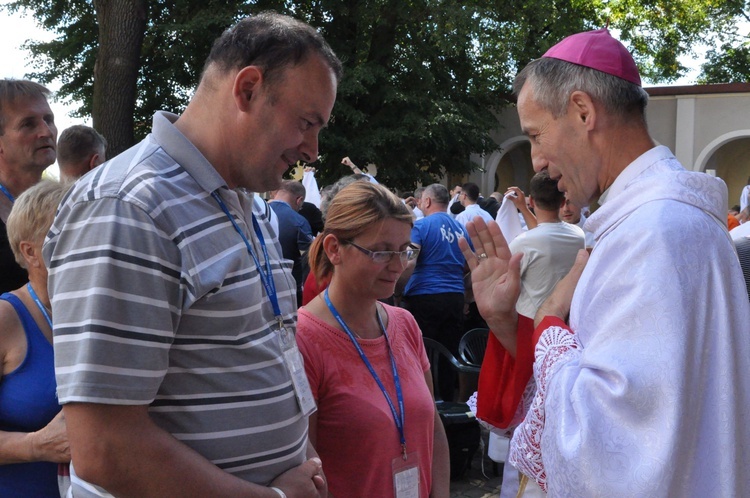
[297,304,435,497]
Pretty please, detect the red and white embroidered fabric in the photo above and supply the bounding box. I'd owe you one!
[508,324,581,492]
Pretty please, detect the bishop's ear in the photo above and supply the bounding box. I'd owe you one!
[569,90,596,129]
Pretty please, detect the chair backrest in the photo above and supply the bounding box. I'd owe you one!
[422,337,444,398]
[423,337,480,401]
[458,328,489,367]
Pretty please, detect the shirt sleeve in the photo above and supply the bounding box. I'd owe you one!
[506,199,750,496]
[476,314,538,429]
[295,313,322,401]
[410,221,424,246]
[508,317,580,492]
[47,196,182,404]
[297,218,314,252]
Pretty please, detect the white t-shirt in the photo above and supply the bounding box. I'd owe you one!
[508,221,585,317]
[455,203,494,227]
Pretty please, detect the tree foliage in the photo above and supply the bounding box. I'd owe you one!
[5,0,748,188]
[697,1,750,83]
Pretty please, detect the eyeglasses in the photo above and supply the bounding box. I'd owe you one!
[345,240,420,264]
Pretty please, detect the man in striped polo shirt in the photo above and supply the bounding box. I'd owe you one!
[44,12,341,498]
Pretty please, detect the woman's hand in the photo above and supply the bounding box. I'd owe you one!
[29,411,70,463]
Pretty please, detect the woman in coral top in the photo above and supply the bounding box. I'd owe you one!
[296,181,449,498]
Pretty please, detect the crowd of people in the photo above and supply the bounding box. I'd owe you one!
[0,11,749,498]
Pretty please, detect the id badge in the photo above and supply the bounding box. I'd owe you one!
[392,452,419,498]
[278,323,317,416]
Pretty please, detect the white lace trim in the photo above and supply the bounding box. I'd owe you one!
[512,376,537,428]
[509,325,580,492]
[467,391,478,415]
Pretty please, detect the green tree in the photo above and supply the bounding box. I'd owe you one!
[266,0,503,187]
[7,0,248,157]
[6,0,744,188]
[699,44,750,83]
[697,2,750,83]
[92,0,147,155]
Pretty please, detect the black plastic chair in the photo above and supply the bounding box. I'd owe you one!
[422,337,481,479]
[422,337,480,402]
[458,328,489,367]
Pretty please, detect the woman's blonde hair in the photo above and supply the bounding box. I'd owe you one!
[7,180,69,268]
[308,181,412,281]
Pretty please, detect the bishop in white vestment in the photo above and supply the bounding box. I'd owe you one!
[464,28,750,497]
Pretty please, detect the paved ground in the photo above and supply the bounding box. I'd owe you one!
[449,432,504,498]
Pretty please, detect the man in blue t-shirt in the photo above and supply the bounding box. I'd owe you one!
[399,183,470,400]
[270,180,314,305]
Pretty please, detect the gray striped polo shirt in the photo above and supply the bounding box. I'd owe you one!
[44,112,306,496]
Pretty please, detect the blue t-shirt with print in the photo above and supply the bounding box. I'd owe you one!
[405,212,471,296]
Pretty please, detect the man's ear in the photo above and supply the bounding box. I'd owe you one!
[569,90,596,131]
[233,66,264,112]
[88,153,103,170]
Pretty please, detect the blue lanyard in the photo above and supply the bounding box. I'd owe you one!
[323,288,408,459]
[27,283,52,328]
[212,191,283,319]
[0,183,14,204]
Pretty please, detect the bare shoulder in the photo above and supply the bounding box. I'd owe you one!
[0,298,27,377]
[0,298,22,341]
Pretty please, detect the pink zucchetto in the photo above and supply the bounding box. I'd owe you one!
[542,28,641,87]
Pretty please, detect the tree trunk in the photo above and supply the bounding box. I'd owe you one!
[92,0,147,159]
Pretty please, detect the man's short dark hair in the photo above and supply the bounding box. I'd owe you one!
[0,79,51,134]
[279,179,306,199]
[424,184,450,206]
[299,201,323,235]
[529,170,564,211]
[202,11,343,88]
[57,125,107,168]
[461,182,480,202]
